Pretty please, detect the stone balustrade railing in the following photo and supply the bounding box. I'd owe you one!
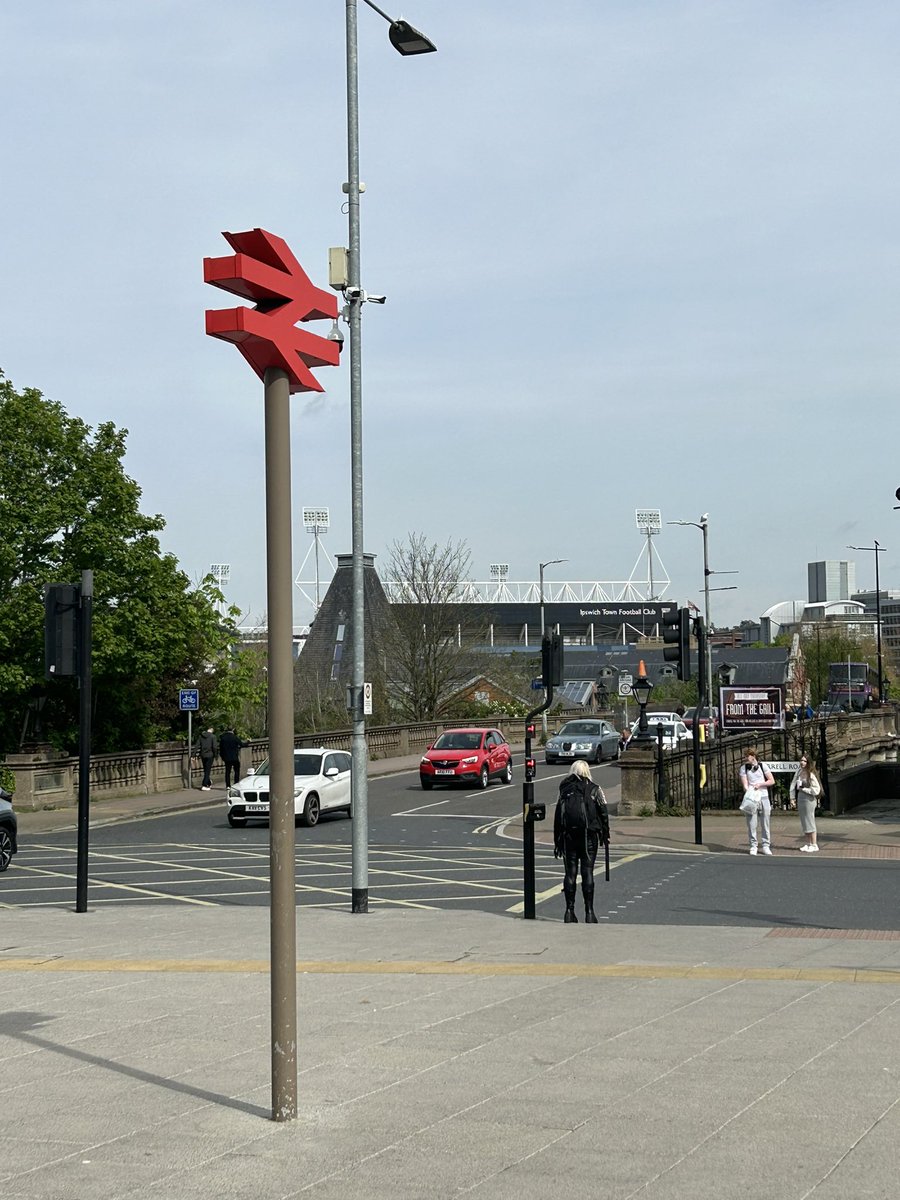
[3,716,534,813]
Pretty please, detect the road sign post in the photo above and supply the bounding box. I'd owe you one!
[179,690,200,789]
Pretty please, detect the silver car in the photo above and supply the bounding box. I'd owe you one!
[545,719,621,765]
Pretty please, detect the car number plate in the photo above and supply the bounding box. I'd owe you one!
[435,769,456,776]
[560,751,574,757]
[245,803,269,813]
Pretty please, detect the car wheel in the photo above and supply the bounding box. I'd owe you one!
[0,828,12,871]
[227,812,247,829]
[502,760,513,785]
[594,746,604,765]
[301,794,320,827]
[420,776,434,790]
[479,765,490,789]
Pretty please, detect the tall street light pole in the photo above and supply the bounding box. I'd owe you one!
[669,516,737,739]
[539,558,566,738]
[848,541,885,703]
[344,0,436,913]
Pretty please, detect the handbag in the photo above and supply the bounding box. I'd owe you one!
[740,787,761,815]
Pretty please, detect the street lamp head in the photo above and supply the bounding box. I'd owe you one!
[630,661,653,707]
[388,19,437,54]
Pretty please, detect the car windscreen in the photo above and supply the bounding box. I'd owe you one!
[558,723,601,736]
[432,732,482,751]
[254,754,323,777]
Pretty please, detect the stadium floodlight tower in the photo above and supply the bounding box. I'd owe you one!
[209,563,231,616]
[303,507,330,616]
[635,509,662,600]
[490,562,510,601]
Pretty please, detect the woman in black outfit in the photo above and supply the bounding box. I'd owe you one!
[553,759,610,923]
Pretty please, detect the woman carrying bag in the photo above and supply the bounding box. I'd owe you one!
[739,749,775,856]
[789,753,822,853]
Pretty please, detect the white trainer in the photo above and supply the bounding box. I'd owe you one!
[809,844,820,852]
[762,846,773,855]
[749,847,758,855]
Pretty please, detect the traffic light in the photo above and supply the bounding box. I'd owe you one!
[663,607,692,681]
[44,583,79,678]
[541,631,563,689]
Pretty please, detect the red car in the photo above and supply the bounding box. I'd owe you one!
[420,728,513,790]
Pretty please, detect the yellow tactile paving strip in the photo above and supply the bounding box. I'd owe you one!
[1,957,899,985]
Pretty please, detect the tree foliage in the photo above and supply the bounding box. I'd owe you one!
[0,372,253,753]
[797,624,880,705]
[384,533,485,721]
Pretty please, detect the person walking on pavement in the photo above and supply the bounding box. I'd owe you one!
[219,726,243,789]
[195,726,217,791]
[739,749,775,856]
[790,753,822,853]
[553,759,610,923]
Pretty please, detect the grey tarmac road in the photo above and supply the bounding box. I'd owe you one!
[4,763,899,930]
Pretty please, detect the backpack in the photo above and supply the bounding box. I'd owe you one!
[559,778,599,833]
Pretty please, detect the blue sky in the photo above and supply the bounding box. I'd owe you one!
[3,1,899,629]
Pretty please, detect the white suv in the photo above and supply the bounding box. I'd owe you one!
[226,748,352,828]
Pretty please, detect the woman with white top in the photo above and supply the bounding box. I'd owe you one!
[789,754,822,853]
[739,749,775,856]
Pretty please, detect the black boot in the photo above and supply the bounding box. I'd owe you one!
[563,880,578,923]
[583,886,598,923]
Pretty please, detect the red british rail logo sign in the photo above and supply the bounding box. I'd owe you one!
[203,228,340,393]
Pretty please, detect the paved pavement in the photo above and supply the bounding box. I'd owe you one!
[4,758,900,1198]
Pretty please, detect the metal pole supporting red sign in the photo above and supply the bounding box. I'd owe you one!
[203,228,339,1123]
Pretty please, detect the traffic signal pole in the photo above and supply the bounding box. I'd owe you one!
[522,632,561,919]
[76,571,93,914]
[691,615,707,846]
[522,698,551,920]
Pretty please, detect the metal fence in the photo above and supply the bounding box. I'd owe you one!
[659,718,835,812]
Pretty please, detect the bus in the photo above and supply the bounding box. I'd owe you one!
[827,662,878,711]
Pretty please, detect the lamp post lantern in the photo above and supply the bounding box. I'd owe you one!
[342,0,435,913]
[630,660,654,738]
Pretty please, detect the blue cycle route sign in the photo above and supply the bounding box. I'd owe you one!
[179,689,200,711]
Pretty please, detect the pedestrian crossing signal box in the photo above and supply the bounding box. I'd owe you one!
[529,802,546,822]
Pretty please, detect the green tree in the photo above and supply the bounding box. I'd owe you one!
[0,371,247,753]
[799,624,879,705]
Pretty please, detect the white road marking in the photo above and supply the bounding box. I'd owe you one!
[505,852,650,912]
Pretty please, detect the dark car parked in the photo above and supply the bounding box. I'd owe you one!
[0,787,18,872]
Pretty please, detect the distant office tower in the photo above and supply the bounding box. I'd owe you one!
[808,560,856,603]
